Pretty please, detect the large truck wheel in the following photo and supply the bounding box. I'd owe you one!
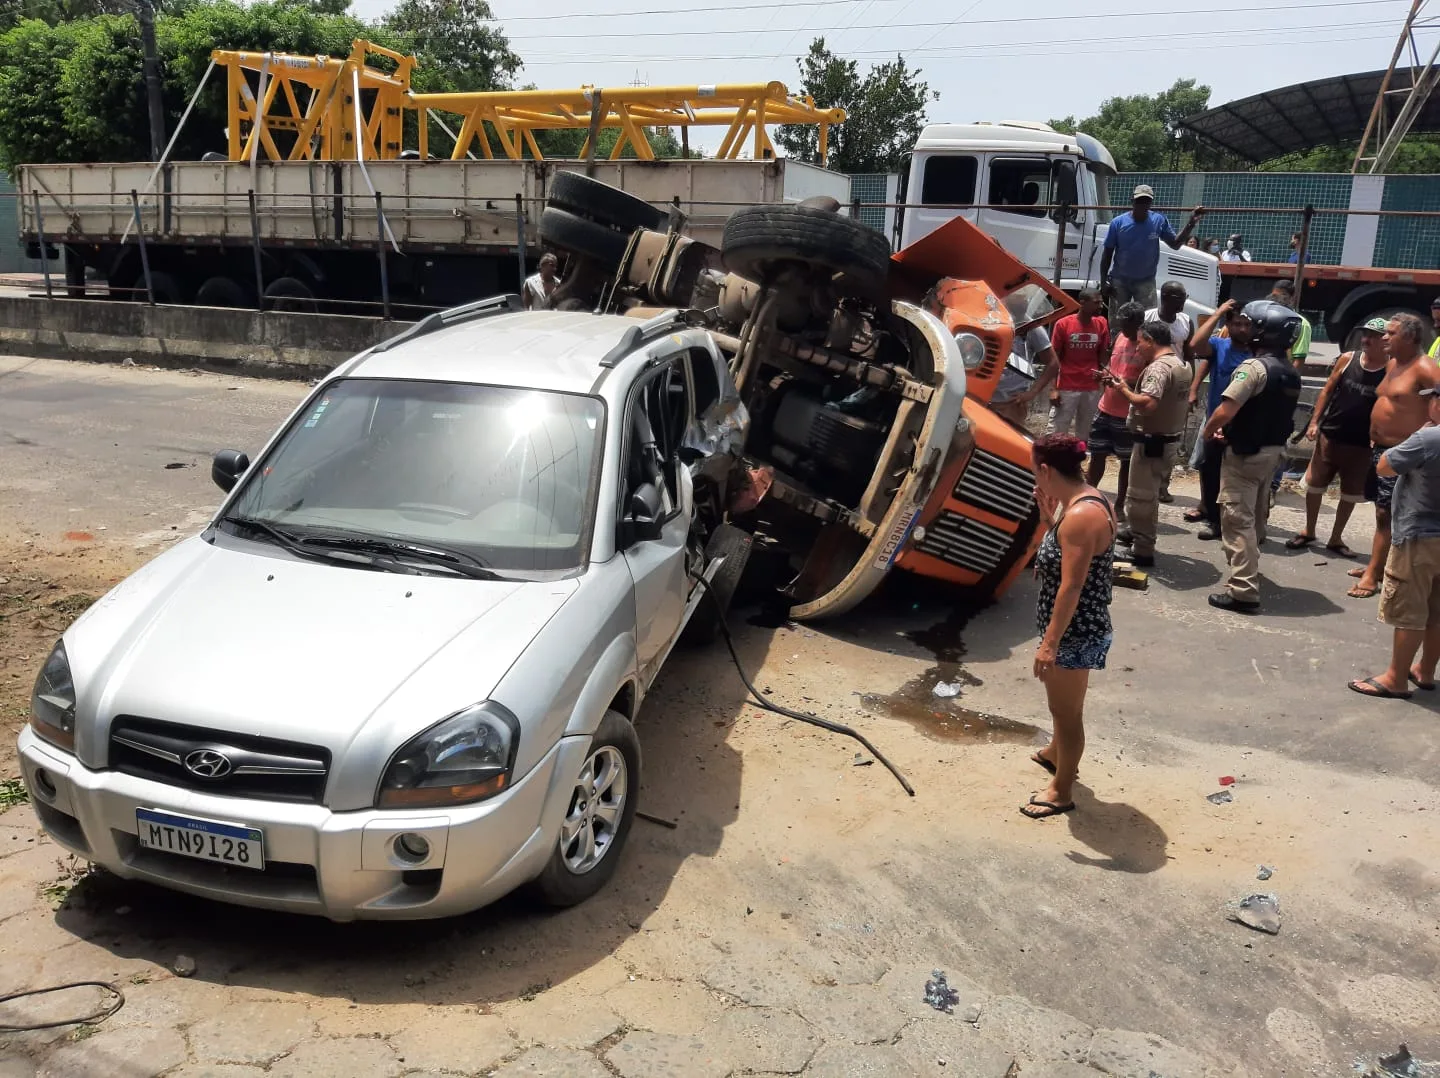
[721,205,891,302]
[135,271,182,305]
[264,276,318,313]
[539,206,632,267]
[194,275,253,309]
[680,523,754,647]
[548,172,665,234]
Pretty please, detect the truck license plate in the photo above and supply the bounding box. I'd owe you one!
[136,808,265,870]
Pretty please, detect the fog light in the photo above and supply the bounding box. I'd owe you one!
[32,768,56,801]
[394,832,430,864]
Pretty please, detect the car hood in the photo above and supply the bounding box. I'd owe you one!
[69,537,578,762]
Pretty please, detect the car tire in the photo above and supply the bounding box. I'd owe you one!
[721,205,891,302]
[680,523,754,646]
[194,275,253,309]
[539,206,633,267]
[530,709,641,908]
[548,172,665,233]
[263,276,318,313]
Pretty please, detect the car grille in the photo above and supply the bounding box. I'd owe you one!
[952,449,1036,522]
[108,716,330,805]
[913,509,1015,574]
[1162,253,1210,282]
[972,333,1003,381]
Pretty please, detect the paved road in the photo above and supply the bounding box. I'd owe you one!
[1,356,1437,1078]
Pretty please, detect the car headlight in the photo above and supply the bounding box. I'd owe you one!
[31,641,77,753]
[377,703,520,809]
[953,331,988,371]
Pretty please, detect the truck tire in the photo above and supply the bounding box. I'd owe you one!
[264,276,318,313]
[529,709,640,908]
[680,523,754,646]
[194,275,253,309]
[132,271,182,305]
[721,205,891,302]
[539,206,632,267]
[548,172,665,233]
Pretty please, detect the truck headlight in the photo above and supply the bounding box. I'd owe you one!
[953,332,987,371]
[377,704,520,809]
[31,641,77,753]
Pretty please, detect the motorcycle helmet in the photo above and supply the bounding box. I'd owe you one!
[1242,299,1302,351]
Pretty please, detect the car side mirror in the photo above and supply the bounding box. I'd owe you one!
[624,482,664,544]
[212,449,250,493]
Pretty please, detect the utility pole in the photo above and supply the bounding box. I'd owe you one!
[136,0,166,162]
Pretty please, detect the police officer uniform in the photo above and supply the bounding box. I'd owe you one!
[1126,349,1194,561]
[1210,302,1303,610]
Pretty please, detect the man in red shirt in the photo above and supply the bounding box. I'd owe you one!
[1039,288,1110,438]
[1086,302,1146,533]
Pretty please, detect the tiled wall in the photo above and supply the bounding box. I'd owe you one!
[1376,175,1440,269]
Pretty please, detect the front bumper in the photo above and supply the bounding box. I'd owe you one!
[17,725,589,921]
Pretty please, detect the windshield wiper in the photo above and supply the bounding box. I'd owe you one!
[293,533,504,580]
[222,516,420,575]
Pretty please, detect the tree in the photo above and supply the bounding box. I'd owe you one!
[530,123,687,160]
[383,0,518,95]
[1049,79,1233,172]
[1259,136,1440,174]
[776,37,934,173]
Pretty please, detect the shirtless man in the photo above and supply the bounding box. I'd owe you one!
[1349,314,1440,598]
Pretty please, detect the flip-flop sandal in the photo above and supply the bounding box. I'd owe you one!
[1183,509,1205,522]
[1408,670,1436,691]
[1347,567,1366,578]
[1348,676,1412,700]
[1020,797,1076,819]
[1285,534,1314,549]
[1326,543,1356,558]
[1030,752,1057,775]
[1346,584,1379,599]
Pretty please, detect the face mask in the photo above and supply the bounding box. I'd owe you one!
[1207,243,1221,254]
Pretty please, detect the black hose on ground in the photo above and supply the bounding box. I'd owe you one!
[0,981,125,1032]
[692,573,916,797]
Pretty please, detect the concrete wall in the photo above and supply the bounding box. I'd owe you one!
[0,296,413,378]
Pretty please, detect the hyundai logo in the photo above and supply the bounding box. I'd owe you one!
[183,750,233,779]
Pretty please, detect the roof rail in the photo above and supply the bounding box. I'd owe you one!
[597,308,683,368]
[369,293,523,354]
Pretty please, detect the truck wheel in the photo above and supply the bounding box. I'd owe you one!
[530,709,640,908]
[722,205,891,302]
[539,206,632,267]
[194,275,253,309]
[264,276,318,313]
[548,172,665,233]
[680,523,754,646]
[137,271,182,305]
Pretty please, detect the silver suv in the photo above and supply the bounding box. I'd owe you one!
[18,297,749,920]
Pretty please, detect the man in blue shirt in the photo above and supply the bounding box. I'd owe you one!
[1188,299,1254,539]
[1100,185,1204,318]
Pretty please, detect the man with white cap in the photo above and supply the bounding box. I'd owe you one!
[1099,185,1205,320]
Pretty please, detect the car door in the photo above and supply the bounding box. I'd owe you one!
[902,152,979,248]
[976,156,1081,280]
[621,356,694,686]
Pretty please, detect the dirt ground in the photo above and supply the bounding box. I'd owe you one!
[2,358,1438,1078]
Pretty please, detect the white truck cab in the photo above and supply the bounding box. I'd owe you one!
[899,122,1219,311]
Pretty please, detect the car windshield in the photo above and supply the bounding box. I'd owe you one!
[224,378,604,575]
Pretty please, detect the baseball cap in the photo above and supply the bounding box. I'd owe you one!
[1362,316,1389,333]
[1418,386,1440,397]
[1431,296,1440,308]
[1132,184,1155,200]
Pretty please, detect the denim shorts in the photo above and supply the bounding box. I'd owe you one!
[1057,631,1113,670]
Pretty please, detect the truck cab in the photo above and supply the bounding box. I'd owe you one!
[899,122,1220,312]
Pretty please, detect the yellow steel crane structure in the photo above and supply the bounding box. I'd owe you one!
[212,40,844,164]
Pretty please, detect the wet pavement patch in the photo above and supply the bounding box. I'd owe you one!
[860,668,1038,743]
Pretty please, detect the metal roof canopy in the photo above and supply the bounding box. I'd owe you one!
[1178,68,1440,164]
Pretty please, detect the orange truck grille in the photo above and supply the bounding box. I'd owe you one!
[950,448,1036,523]
[912,509,1015,575]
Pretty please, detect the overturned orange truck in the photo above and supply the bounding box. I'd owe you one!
[535,176,1078,619]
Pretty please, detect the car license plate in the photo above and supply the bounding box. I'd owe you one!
[135,808,265,870]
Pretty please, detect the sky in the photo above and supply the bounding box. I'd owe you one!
[348,0,1435,155]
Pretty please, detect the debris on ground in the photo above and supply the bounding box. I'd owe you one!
[923,969,961,1014]
[1218,775,1236,786]
[171,955,197,977]
[853,753,873,767]
[1256,865,1274,881]
[1206,790,1234,804]
[1355,1043,1439,1077]
[932,681,962,699]
[1229,893,1281,935]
